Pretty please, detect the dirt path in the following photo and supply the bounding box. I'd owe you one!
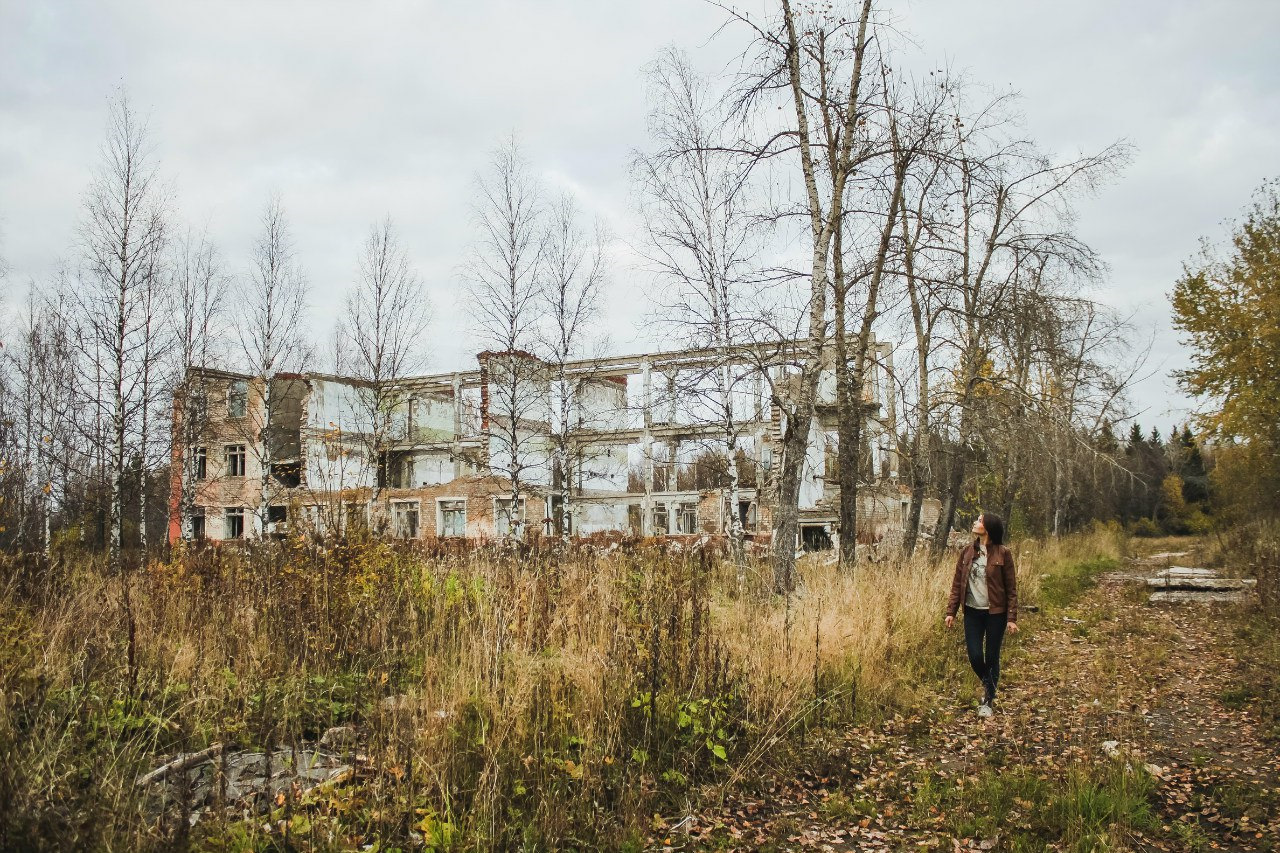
[679,551,1280,851]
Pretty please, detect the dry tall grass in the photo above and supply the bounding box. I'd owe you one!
[0,526,1122,851]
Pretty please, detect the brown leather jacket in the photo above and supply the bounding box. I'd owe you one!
[947,542,1018,621]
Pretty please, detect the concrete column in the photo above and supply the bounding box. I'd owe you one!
[665,371,677,424]
[881,343,899,480]
[641,360,653,536]
[452,373,463,479]
[753,369,765,422]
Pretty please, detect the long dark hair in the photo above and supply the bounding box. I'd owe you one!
[979,512,1006,548]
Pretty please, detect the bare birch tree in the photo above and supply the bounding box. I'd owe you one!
[635,48,766,572]
[69,89,169,571]
[723,0,877,591]
[539,192,607,540]
[342,217,430,524]
[9,289,77,555]
[170,229,227,541]
[896,144,951,554]
[464,138,546,539]
[134,237,174,555]
[237,196,310,535]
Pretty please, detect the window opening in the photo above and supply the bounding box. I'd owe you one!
[494,497,526,536]
[227,380,249,418]
[225,507,245,539]
[392,500,420,539]
[652,503,669,535]
[439,499,467,538]
[225,444,246,477]
[678,502,698,534]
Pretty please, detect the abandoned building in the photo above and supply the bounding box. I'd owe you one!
[167,339,939,548]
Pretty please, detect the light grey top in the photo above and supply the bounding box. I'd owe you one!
[965,546,989,610]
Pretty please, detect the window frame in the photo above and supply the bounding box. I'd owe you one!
[437,498,467,538]
[193,446,207,480]
[493,495,527,537]
[225,443,247,478]
[652,502,669,535]
[301,504,325,534]
[391,499,421,539]
[227,379,249,419]
[677,502,698,534]
[224,506,245,539]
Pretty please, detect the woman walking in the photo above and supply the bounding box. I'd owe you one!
[945,512,1018,717]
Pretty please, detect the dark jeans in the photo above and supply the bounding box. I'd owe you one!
[963,605,1008,698]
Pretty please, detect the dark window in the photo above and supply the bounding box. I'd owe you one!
[228,380,249,418]
[547,495,570,536]
[800,525,833,551]
[193,447,207,480]
[652,503,669,534]
[269,461,301,488]
[191,511,205,541]
[226,444,246,477]
[225,507,245,539]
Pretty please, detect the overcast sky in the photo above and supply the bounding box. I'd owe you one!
[2,0,1277,430]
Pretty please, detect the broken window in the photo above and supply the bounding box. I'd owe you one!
[269,461,301,488]
[377,451,415,489]
[800,524,833,551]
[343,502,368,535]
[439,499,466,538]
[652,503,669,535]
[738,500,756,531]
[225,444,246,477]
[547,495,571,536]
[494,497,526,536]
[302,505,325,534]
[193,446,207,480]
[267,505,287,534]
[391,500,420,539]
[406,397,419,440]
[824,432,840,481]
[654,460,675,492]
[227,380,248,419]
[678,502,698,534]
[225,507,245,539]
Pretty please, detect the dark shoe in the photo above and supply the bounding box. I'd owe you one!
[983,678,997,706]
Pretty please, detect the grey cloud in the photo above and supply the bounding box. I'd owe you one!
[4,0,1276,423]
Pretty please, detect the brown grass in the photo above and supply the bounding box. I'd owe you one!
[0,527,1123,851]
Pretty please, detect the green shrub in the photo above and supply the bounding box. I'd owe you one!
[1128,518,1161,538]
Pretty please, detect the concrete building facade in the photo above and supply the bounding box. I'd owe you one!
[168,339,938,548]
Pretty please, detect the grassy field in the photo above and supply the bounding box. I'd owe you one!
[0,527,1126,851]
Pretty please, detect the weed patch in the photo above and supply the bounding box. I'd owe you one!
[938,762,1157,850]
[1037,557,1120,611]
